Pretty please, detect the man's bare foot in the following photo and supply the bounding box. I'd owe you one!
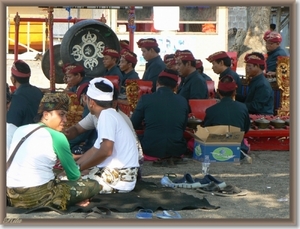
[76,199,90,207]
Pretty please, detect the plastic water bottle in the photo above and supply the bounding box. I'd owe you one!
[202,155,210,175]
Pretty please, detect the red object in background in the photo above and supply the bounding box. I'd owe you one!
[245,135,289,151]
[118,80,153,117]
[188,99,218,120]
[246,114,290,150]
[226,51,238,72]
[9,86,17,93]
[202,23,216,33]
[125,79,153,99]
[105,75,120,92]
[117,100,132,117]
[206,80,215,99]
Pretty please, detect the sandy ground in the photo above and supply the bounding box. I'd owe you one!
[5,151,290,221]
[5,56,292,225]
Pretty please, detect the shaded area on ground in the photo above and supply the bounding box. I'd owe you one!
[6,180,219,215]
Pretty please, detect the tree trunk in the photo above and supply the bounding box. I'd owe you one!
[229,7,271,67]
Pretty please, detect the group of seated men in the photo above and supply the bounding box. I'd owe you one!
[6,29,287,210]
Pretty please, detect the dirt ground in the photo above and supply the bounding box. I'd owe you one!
[5,57,292,225]
[5,151,290,222]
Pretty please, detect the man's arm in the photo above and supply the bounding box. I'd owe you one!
[130,98,145,130]
[6,95,25,127]
[63,123,86,140]
[77,139,113,171]
[244,85,272,114]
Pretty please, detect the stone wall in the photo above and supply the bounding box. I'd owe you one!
[228,7,247,31]
[227,7,247,51]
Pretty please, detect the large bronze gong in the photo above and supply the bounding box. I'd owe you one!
[60,19,121,78]
[41,44,65,84]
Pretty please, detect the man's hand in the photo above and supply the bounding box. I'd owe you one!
[62,124,84,140]
[266,71,276,78]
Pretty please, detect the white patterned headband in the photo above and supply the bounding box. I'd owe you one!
[87,77,114,101]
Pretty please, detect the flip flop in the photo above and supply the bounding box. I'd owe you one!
[197,184,247,197]
[136,209,153,219]
[156,210,182,219]
[199,181,221,192]
[213,185,248,197]
[85,206,112,218]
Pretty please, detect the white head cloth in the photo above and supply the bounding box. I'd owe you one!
[87,77,114,101]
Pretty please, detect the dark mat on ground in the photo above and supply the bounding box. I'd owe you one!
[6,180,219,215]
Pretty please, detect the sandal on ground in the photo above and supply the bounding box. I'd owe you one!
[85,206,112,218]
[156,210,182,219]
[162,173,211,189]
[213,185,248,197]
[198,181,221,192]
[197,184,247,197]
[202,174,227,189]
[136,209,153,219]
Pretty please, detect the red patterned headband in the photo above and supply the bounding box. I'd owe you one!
[218,76,237,92]
[64,64,85,75]
[206,51,229,62]
[164,54,176,65]
[175,50,195,61]
[102,48,120,58]
[263,31,282,43]
[244,54,265,65]
[196,59,203,69]
[11,60,30,78]
[137,39,158,48]
[121,50,137,65]
[158,70,178,82]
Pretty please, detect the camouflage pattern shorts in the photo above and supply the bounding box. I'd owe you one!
[7,178,100,210]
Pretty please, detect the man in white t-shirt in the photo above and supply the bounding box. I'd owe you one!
[64,87,144,179]
[74,77,139,193]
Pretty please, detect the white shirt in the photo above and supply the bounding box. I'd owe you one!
[78,112,98,130]
[6,123,17,155]
[94,108,139,191]
[79,110,143,160]
[7,124,57,188]
[79,110,133,131]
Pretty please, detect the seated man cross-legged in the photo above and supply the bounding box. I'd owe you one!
[75,78,140,194]
[7,92,99,210]
[202,75,251,159]
[64,85,144,180]
[131,69,189,167]
[235,52,274,115]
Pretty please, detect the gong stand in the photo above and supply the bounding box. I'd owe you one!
[13,13,20,61]
[128,6,135,51]
[47,7,55,92]
[12,7,110,91]
[12,7,137,90]
[13,8,80,91]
